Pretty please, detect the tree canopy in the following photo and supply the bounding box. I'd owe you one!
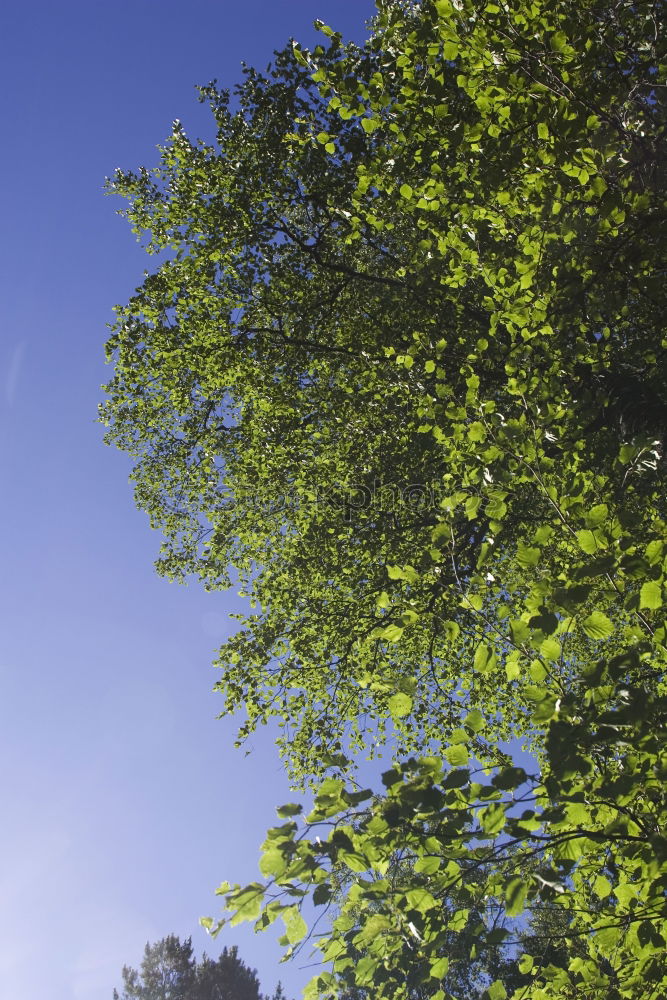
[113,935,286,1000]
[104,1,666,998]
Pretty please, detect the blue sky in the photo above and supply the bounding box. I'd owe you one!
[0,3,373,997]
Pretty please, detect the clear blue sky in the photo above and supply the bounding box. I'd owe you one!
[0,3,373,997]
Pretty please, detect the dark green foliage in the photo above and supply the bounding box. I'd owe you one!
[113,935,285,1000]
[113,936,196,1000]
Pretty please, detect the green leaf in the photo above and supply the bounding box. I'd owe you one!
[554,584,591,610]
[465,494,482,519]
[510,619,530,644]
[399,183,413,200]
[581,611,614,640]
[474,644,497,674]
[639,580,662,610]
[443,620,460,641]
[525,686,558,721]
[415,856,441,875]
[529,658,546,681]
[448,907,470,931]
[449,727,469,744]
[313,19,336,38]
[229,884,264,925]
[530,611,559,635]
[553,836,583,862]
[505,651,521,680]
[386,563,419,583]
[283,907,308,944]
[388,692,413,718]
[585,503,608,527]
[405,887,437,913]
[318,778,345,797]
[464,708,485,732]
[576,529,604,554]
[593,874,612,898]
[276,803,303,818]
[468,421,486,442]
[479,803,505,836]
[540,637,560,661]
[291,43,309,67]
[445,743,469,766]
[550,30,568,52]
[340,851,369,873]
[517,543,540,567]
[645,540,664,564]
[534,525,554,544]
[486,495,507,519]
[505,876,528,917]
[442,768,470,789]
[259,849,287,877]
[493,766,527,790]
[313,883,332,905]
[430,956,450,979]
[380,624,404,642]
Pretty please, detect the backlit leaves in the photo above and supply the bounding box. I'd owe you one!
[581,611,614,640]
[107,1,667,997]
[640,580,662,611]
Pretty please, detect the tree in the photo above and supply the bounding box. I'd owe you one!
[113,935,285,1000]
[113,935,196,1000]
[105,1,667,998]
[103,0,665,781]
